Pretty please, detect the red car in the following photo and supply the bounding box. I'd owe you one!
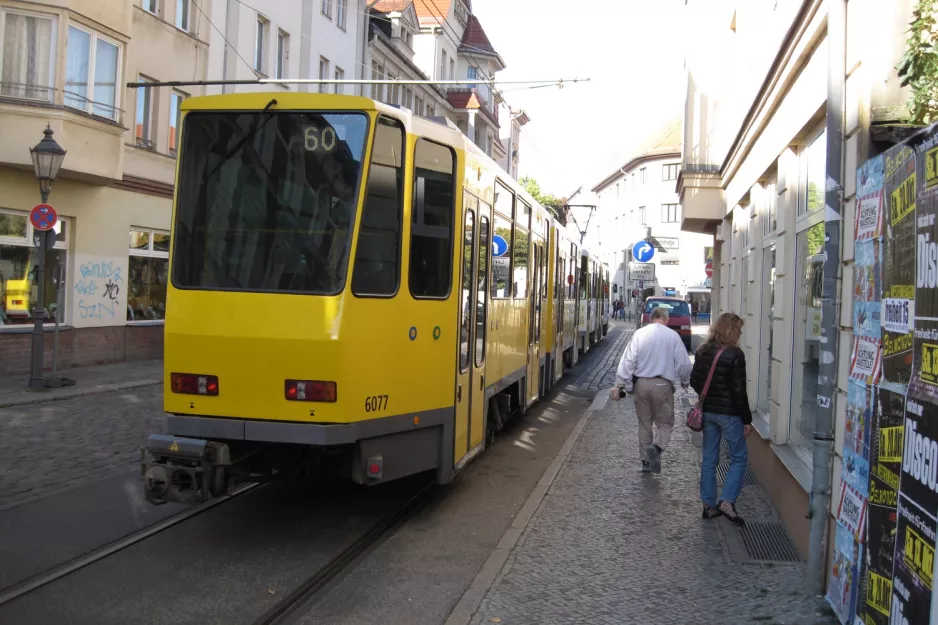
[642,297,693,351]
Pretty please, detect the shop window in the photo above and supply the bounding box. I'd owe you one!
[352,116,404,297]
[799,129,827,216]
[759,245,776,415]
[790,222,825,455]
[410,139,455,298]
[65,24,121,120]
[128,228,169,321]
[0,9,57,102]
[0,209,69,326]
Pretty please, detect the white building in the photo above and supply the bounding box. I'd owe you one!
[587,120,712,311]
[498,107,529,180]
[206,0,365,96]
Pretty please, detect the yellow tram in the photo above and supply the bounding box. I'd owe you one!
[141,93,610,504]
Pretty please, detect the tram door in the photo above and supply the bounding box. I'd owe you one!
[455,196,489,465]
[527,240,544,405]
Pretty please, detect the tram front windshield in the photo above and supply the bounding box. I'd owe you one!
[172,110,369,295]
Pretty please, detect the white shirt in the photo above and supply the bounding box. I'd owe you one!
[615,322,693,390]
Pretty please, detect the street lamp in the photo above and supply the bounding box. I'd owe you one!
[28,124,66,390]
[30,124,67,203]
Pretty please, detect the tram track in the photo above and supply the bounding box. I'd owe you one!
[0,473,436,625]
[0,481,264,607]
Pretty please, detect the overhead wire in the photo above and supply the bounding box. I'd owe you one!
[190,0,260,78]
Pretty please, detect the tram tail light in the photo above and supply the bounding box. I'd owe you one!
[171,373,219,396]
[285,380,337,403]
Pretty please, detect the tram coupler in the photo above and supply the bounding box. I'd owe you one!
[141,434,231,506]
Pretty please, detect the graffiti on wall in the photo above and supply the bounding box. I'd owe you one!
[71,254,127,328]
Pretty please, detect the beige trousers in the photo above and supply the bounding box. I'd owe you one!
[633,377,676,460]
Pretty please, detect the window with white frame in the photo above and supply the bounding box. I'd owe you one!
[334,67,344,94]
[0,209,69,326]
[275,30,287,79]
[448,58,454,81]
[640,167,647,184]
[337,0,347,30]
[638,206,646,225]
[440,50,446,81]
[0,9,57,102]
[175,0,190,31]
[661,203,680,223]
[763,180,777,236]
[799,128,827,216]
[371,61,384,100]
[135,75,155,149]
[254,16,268,74]
[142,0,158,15]
[128,229,169,321]
[65,24,121,119]
[169,90,184,156]
[662,164,679,181]
[321,0,333,19]
[319,56,329,93]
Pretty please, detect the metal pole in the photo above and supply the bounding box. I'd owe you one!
[806,0,846,594]
[52,264,63,379]
[28,189,49,390]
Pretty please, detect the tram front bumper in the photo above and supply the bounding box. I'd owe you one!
[140,434,231,506]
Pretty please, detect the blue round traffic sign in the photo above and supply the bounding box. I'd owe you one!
[29,204,57,232]
[632,240,655,263]
[492,234,508,257]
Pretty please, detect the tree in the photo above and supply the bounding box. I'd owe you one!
[520,176,567,225]
[897,0,938,125]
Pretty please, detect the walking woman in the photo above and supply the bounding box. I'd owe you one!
[691,312,752,526]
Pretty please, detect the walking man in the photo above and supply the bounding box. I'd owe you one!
[615,306,692,473]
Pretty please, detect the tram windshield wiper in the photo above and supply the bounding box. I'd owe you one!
[198,98,278,186]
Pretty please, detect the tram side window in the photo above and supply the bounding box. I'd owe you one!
[569,245,577,299]
[541,243,548,301]
[491,213,512,298]
[353,116,404,297]
[410,139,455,298]
[513,225,528,298]
[579,256,587,300]
[492,181,514,299]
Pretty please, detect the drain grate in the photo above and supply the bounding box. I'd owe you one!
[716,463,760,486]
[739,522,803,563]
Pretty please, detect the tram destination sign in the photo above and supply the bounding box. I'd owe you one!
[629,263,655,281]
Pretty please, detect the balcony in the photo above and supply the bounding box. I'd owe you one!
[0,102,124,183]
[678,165,724,234]
[446,83,499,127]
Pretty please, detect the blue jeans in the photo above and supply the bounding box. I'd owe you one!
[700,412,748,507]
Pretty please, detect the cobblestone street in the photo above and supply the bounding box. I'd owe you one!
[0,385,164,510]
[465,323,837,625]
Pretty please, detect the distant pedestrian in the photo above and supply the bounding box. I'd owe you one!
[615,307,692,473]
[691,312,752,526]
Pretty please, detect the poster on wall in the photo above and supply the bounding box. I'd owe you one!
[828,522,862,624]
[856,386,904,625]
[855,239,883,340]
[856,154,885,241]
[910,132,938,404]
[882,145,917,387]
[898,398,938,526]
[850,337,883,386]
[890,495,936,625]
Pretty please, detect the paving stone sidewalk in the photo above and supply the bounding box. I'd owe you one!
[468,356,837,624]
[0,373,164,510]
[0,360,163,409]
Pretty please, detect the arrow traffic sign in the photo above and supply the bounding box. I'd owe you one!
[492,234,509,257]
[632,240,655,263]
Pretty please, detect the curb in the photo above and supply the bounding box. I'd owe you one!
[444,387,610,625]
[0,379,162,409]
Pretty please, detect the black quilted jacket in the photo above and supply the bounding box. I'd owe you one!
[690,343,753,424]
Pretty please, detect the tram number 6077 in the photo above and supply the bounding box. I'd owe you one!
[364,395,389,413]
[304,126,337,152]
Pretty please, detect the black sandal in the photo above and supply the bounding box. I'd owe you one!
[702,505,721,520]
[719,500,746,526]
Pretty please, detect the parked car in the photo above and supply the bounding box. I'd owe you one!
[641,296,693,351]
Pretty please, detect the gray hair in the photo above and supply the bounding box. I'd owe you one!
[650,307,669,322]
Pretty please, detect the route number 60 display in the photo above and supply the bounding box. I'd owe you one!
[304,126,338,152]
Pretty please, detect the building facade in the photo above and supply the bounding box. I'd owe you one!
[679,0,915,584]
[0,0,524,377]
[0,0,209,374]
[589,120,712,313]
